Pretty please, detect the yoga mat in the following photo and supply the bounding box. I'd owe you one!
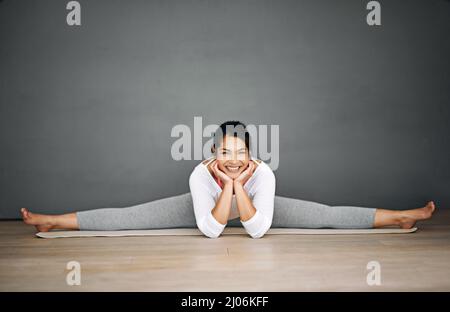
[36,227,418,238]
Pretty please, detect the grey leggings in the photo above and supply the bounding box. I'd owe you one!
[76,193,376,231]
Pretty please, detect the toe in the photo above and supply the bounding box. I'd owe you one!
[424,202,435,218]
[22,208,30,220]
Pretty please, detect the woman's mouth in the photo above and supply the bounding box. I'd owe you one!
[225,165,241,173]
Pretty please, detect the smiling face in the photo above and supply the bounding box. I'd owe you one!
[214,135,250,179]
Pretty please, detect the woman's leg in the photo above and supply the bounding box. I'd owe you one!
[272,196,435,229]
[21,193,197,232]
[373,204,435,228]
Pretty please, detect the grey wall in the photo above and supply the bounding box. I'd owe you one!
[1,0,449,218]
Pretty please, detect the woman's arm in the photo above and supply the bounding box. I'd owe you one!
[211,182,233,225]
[189,162,234,238]
[233,162,257,222]
[189,171,226,238]
[234,183,256,221]
[209,160,234,226]
[234,163,276,238]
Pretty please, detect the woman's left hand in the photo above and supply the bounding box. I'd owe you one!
[234,161,256,186]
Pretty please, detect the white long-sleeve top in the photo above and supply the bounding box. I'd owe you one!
[188,158,276,239]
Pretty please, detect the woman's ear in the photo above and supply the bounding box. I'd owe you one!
[211,144,216,154]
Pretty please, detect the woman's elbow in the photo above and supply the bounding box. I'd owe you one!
[204,232,221,239]
[248,223,272,239]
[249,233,264,239]
[197,224,222,239]
[248,228,270,239]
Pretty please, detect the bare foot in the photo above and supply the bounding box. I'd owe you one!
[21,208,55,232]
[398,201,436,229]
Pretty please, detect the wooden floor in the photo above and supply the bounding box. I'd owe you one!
[1,211,450,291]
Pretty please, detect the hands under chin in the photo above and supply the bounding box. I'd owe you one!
[233,161,256,187]
[211,160,256,189]
[211,160,233,186]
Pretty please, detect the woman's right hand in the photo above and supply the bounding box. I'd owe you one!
[211,160,233,186]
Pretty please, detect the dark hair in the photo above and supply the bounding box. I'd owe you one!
[212,120,250,153]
